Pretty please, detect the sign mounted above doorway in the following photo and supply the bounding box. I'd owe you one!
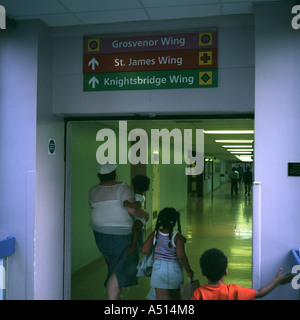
[288,162,300,177]
[83,30,218,91]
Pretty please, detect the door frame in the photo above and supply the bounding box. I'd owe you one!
[63,113,254,299]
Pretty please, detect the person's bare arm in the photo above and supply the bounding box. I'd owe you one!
[175,234,194,279]
[128,207,149,221]
[136,208,149,221]
[126,220,143,255]
[124,198,148,219]
[123,200,141,209]
[141,232,155,255]
[255,268,294,298]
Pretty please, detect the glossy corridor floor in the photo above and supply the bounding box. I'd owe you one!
[71,182,253,300]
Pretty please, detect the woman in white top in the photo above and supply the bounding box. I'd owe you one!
[89,163,148,300]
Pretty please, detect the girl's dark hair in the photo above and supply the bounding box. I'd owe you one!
[154,207,182,248]
[97,170,117,182]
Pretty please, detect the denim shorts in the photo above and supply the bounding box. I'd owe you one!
[150,259,183,289]
[93,231,139,288]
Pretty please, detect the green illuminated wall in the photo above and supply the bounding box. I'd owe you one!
[71,121,188,273]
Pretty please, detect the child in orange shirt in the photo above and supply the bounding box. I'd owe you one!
[191,248,293,300]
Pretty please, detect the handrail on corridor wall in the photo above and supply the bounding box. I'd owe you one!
[0,237,15,259]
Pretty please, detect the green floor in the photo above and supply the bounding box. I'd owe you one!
[71,182,253,300]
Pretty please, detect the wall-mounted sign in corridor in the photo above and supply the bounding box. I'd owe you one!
[83,30,218,91]
[83,49,217,73]
[84,69,217,91]
[48,139,56,155]
[84,31,217,54]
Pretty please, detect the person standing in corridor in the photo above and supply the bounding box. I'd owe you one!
[243,167,253,196]
[230,167,239,195]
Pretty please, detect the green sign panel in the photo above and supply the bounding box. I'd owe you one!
[84,69,217,91]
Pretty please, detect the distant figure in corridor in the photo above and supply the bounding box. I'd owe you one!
[191,248,293,300]
[237,164,244,183]
[230,167,239,195]
[88,163,149,300]
[243,167,253,196]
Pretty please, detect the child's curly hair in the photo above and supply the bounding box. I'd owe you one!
[132,175,150,193]
[200,248,228,282]
[154,207,182,248]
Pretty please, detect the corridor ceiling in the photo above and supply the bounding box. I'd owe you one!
[3,0,288,28]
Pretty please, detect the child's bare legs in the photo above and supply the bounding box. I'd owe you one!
[126,220,143,255]
[155,288,181,300]
[155,288,170,300]
[107,272,121,300]
[126,227,138,255]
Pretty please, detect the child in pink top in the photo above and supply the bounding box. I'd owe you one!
[142,207,193,300]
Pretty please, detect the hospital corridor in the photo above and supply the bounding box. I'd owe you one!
[71,182,252,300]
[1,1,299,301]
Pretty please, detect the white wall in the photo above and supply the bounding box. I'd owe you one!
[0,21,38,300]
[253,2,300,300]
[35,23,65,299]
[0,21,65,300]
[51,15,254,116]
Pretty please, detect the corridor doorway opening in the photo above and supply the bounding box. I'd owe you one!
[65,116,254,299]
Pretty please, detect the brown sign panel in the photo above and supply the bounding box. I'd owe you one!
[83,49,218,73]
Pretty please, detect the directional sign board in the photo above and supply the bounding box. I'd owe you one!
[83,31,218,91]
[83,49,218,73]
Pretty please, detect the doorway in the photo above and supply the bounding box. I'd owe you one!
[64,116,254,299]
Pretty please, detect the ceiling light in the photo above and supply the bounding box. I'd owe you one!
[222,145,253,148]
[204,130,254,134]
[235,155,253,162]
[230,151,252,154]
[216,140,253,143]
[227,149,253,152]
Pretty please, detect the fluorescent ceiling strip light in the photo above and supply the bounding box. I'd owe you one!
[222,145,252,148]
[230,151,252,154]
[235,155,253,162]
[216,140,253,143]
[227,149,253,152]
[204,130,254,134]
